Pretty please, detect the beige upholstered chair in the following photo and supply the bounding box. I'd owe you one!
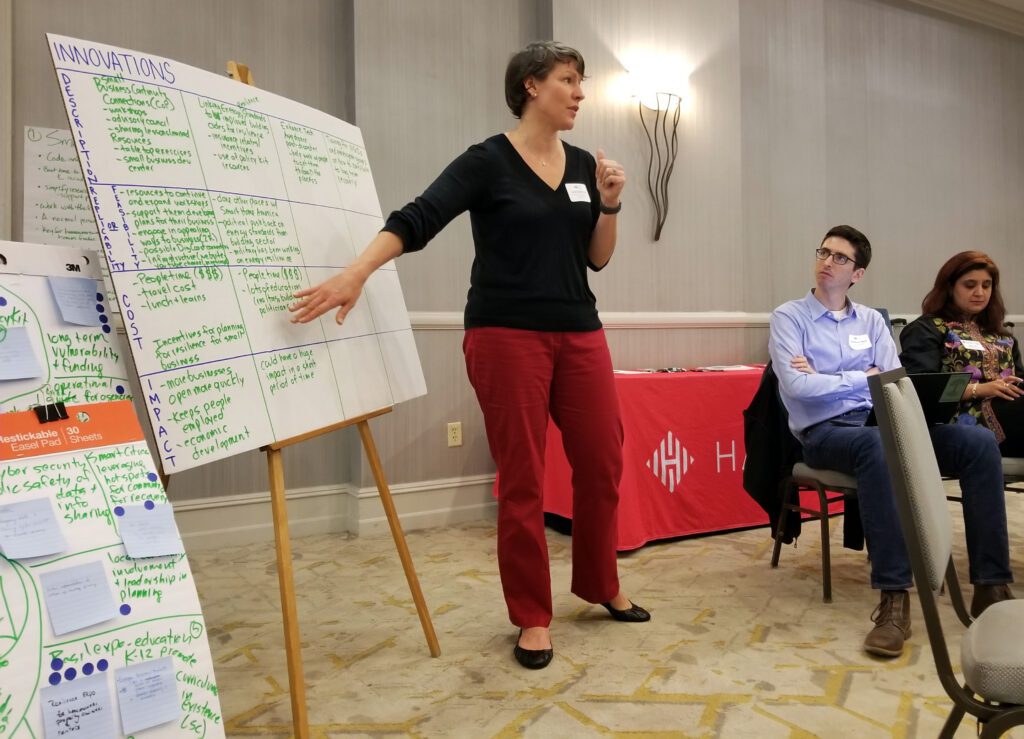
[770,464,857,603]
[869,367,1024,738]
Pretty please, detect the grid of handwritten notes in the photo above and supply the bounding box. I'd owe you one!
[48,35,427,473]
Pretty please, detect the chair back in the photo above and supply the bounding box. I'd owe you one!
[867,368,952,592]
[873,307,893,331]
[890,317,907,354]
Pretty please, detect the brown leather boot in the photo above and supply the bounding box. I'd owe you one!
[970,584,1015,618]
[864,590,911,658]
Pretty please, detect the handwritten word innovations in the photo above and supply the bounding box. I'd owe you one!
[53,40,176,83]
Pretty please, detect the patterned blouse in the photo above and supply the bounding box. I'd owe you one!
[899,315,1021,443]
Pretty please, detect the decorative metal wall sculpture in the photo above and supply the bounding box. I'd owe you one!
[638,92,681,241]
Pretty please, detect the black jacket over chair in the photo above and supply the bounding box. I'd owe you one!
[742,362,863,548]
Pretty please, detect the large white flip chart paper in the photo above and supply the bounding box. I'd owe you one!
[48,34,427,473]
[0,400,224,738]
[0,240,131,412]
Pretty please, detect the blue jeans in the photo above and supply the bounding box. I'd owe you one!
[801,411,1012,590]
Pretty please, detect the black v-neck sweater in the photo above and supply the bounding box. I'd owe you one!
[381,133,604,331]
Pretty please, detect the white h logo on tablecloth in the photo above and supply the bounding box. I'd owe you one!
[647,431,694,493]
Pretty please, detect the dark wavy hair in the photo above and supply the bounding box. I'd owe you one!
[921,251,1009,334]
[504,41,586,118]
[821,225,872,269]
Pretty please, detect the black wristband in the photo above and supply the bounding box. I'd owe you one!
[599,200,622,215]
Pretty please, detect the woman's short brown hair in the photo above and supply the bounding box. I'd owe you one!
[921,251,1010,334]
[505,41,586,118]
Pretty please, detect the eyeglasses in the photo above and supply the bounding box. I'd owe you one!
[815,247,857,267]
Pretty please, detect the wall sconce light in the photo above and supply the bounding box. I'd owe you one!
[637,92,681,242]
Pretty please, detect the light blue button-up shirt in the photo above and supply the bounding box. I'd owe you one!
[769,290,900,435]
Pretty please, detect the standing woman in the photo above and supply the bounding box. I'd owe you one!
[900,251,1024,456]
[289,41,649,670]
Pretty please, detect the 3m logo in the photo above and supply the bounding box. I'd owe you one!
[646,431,694,493]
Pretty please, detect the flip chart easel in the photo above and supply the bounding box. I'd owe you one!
[224,61,440,739]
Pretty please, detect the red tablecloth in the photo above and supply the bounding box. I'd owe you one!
[543,368,769,550]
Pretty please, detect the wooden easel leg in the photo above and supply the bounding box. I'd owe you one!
[266,447,310,738]
[357,420,441,657]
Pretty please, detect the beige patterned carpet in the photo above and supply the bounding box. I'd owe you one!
[190,485,1024,737]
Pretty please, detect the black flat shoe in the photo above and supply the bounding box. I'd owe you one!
[513,629,553,670]
[601,601,651,622]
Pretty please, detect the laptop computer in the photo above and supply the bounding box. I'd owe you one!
[866,372,971,426]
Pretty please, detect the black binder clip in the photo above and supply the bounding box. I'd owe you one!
[33,402,69,423]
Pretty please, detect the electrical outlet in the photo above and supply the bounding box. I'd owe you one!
[446,421,463,447]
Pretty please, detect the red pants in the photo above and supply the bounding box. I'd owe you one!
[464,327,623,627]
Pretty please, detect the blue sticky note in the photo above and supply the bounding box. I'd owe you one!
[0,497,67,559]
[118,503,185,558]
[115,656,180,734]
[40,673,116,739]
[0,325,44,380]
[39,560,119,636]
[47,275,103,326]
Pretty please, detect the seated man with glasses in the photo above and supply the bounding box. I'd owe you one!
[768,225,1013,658]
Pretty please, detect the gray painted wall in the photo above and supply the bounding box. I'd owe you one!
[3,0,1023,503]
[739,0,1024,311]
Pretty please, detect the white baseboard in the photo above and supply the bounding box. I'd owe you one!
[172,474,498,551]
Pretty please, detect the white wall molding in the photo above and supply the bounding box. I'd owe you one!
[172,473,497,551]
[410,311,774,330]
[408,311,1024,331]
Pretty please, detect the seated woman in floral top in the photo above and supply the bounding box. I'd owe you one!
[900,251,1023,457]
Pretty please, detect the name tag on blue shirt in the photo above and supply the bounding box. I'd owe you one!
[565,183,590,202]
[848,333,872,350]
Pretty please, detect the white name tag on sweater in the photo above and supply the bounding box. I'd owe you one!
[848,333,872,350]
[961,340,985,351]
[565,183,590,202]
